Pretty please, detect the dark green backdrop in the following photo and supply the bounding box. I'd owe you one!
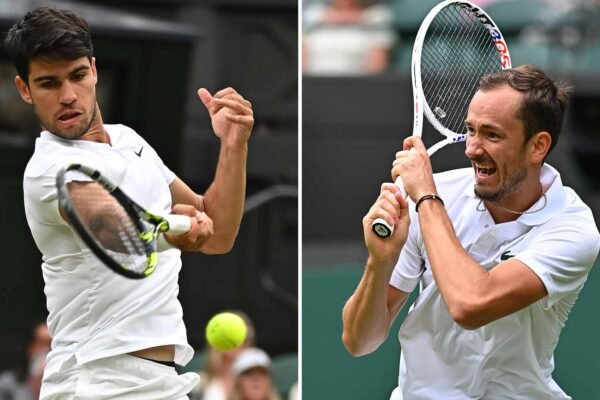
[303,261,600,399]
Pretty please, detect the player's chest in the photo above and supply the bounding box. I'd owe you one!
[112,147,171,211]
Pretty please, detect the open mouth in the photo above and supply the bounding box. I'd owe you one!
[474,163,497,178]
[58,111,81,123]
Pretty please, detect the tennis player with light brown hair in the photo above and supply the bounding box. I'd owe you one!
[344,65,600,399]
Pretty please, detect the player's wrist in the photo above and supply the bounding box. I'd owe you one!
[415,194,444,213]
[366,253,399,272]
[220,138,249,153]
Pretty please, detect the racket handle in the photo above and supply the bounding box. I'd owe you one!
[371,176,408,239]
[163,214,192,235]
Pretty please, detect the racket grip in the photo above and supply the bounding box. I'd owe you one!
[371,176,408,239]
[164,214,192,235]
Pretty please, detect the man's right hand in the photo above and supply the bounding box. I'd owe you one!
[164,204,214,252]
[363,183,410,267]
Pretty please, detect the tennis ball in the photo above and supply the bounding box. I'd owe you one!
[205,312,247,351]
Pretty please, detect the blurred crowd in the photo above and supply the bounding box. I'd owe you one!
[0,312,297,400]
[303,0,397,75]
[302,0,600,76]
[0,322,50,400]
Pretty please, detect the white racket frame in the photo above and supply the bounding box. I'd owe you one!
[372,0,512,238]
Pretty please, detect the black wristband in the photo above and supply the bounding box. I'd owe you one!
[415,194,444,213]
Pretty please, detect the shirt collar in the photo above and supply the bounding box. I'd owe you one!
[462,164,568,227]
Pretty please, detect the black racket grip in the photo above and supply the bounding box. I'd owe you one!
[370,176,407,239]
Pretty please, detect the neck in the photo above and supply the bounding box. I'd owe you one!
[484,171,543,223]
[80,103,110,144]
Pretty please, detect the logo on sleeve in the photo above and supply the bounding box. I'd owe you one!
[134,146,144,157]
[500,250,515,261]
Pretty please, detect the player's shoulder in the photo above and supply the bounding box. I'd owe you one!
[105,124,142,144]
[24,133,76,179]
[546,186,599,235]
[24,129,128,181]
[541,165,598,230]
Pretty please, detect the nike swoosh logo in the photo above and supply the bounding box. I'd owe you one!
[134,146,144,157]
[500,250,515,261]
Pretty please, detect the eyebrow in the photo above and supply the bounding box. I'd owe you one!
[464,120,504,132]
[32,65,90,83]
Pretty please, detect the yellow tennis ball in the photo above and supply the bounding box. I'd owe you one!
[205,312,247,351]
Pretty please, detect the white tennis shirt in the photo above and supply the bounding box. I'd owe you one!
[390,165,600,400]
[23,125,194,380]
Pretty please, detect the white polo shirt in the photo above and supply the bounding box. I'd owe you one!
[390,164,600,400]
[23,125,194,385]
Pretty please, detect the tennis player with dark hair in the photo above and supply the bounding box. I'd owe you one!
[5,6,253,399]
[342,65,600,399]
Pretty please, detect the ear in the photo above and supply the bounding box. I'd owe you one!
[90,57,98,84]
[529,131,552,164]
[15,75,33,105]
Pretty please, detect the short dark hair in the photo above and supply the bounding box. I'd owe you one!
[4,6,93,83]
[478,65,570,156]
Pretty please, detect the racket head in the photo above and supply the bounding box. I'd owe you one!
[56,164,166,279]
[412,0,511,146]
[373,1,512,239]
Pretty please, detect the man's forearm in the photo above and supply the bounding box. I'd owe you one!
[417,200,490,320]
[202,142,248,253]
[342,258,399,357]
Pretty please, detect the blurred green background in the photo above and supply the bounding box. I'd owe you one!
[303,0,600,398]
[303,261,600,399]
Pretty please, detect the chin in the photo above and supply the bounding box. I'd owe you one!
[474,185,502,202]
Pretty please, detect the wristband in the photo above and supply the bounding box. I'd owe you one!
[415,194,444,213]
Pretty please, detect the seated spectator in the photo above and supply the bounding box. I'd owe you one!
[229,348,280,400]
[0,322,51,400]
[303,0,396,75]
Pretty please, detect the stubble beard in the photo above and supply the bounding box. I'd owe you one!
[34,102,97,140]
[474,163,528,202]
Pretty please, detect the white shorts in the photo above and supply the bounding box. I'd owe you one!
[41,353,200,400]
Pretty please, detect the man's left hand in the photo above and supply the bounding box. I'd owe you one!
[198,87,254,147]
[392,136,437,202]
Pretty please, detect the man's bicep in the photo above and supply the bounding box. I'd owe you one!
[169,177,204,211]
[482,259,548,321]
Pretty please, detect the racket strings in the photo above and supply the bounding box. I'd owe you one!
[66,176,150,274]
[423,26,498,131]
[423,13,494,128]
[420,4,503,135]
[423,10,494,107]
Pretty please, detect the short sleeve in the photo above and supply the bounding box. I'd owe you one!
[119,125,176,185]
[515,215,600,309]
[390,205,424,293]
[146,146,176,185]
[24,174,66,227]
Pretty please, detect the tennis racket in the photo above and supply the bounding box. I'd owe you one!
[372,0,511,238]
[56,163,192,279]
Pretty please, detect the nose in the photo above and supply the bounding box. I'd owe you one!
[465,135,484,158]
[59,81,77,105]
